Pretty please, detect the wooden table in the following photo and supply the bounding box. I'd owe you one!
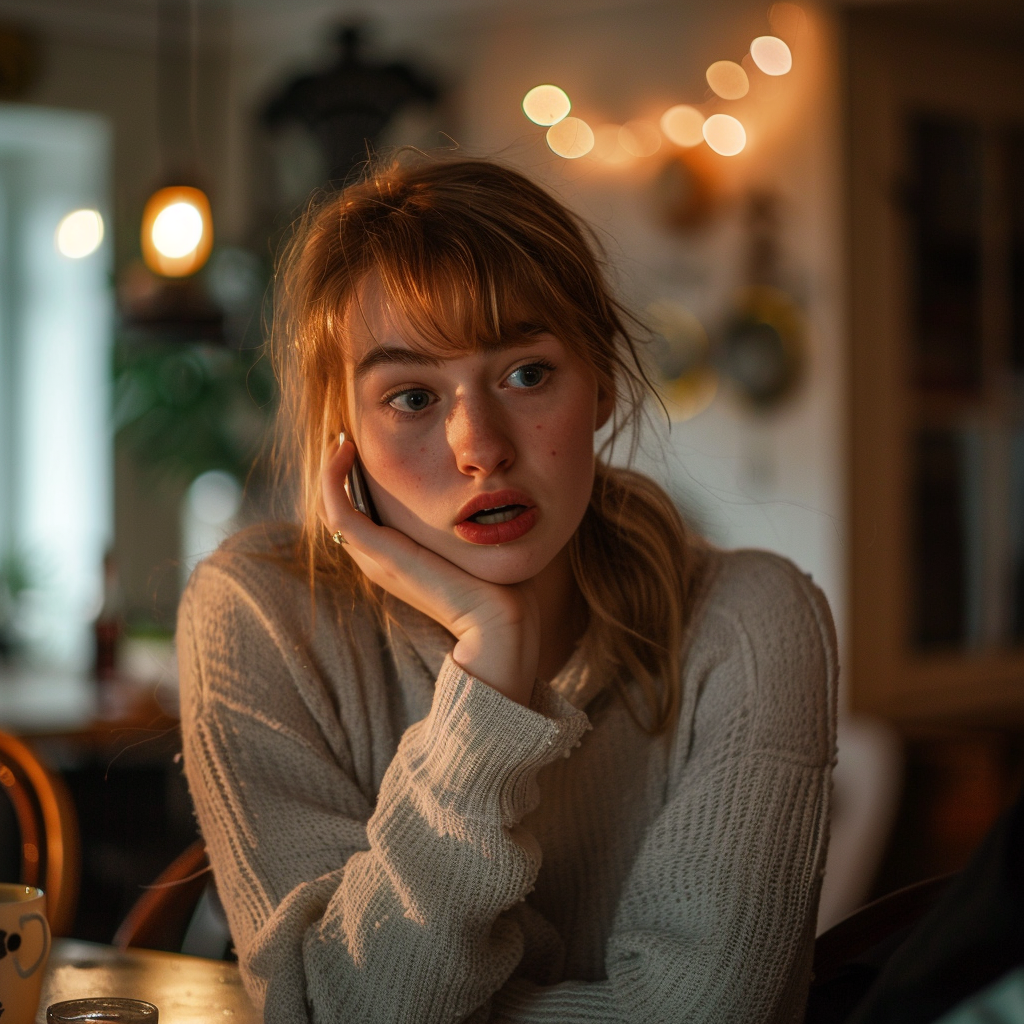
[37,940,260,1023]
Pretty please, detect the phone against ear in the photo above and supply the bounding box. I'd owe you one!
[347,452,382,525]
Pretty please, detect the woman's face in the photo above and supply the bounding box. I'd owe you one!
[343,282,613,585]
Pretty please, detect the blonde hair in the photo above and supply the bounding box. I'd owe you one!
[269,155,706,733]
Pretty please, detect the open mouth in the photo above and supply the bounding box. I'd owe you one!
[466,504,528,525]
[455,491,538,544]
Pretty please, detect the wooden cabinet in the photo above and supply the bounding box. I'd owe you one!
[847,9,1024,723]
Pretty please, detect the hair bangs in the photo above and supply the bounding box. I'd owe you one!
[363,211,593,361]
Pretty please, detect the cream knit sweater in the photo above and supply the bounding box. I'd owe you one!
[178,524,837,1024]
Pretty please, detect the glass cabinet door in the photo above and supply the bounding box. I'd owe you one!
[848,11,1024,721]
[908,115,1024,654]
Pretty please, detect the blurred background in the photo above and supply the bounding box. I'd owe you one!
[0,0,1021,946]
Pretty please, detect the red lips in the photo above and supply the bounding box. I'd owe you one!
[454,489,538,545]
[455,488,535,523]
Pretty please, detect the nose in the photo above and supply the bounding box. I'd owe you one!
[446,392,515,478]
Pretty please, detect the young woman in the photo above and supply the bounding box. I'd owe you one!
[178,158,837,1024]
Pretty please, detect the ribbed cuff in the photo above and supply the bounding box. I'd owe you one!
[400,655,591,827]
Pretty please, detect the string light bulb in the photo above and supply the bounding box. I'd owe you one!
[702,114,746,156]
[141,185,213,277]
[546,117,594,158]
[619,120,661,158]
[522,85,571,126]
[706,60,749,100]
[592,124,632,164]
[750,36,793,75]
[661,105,705,148]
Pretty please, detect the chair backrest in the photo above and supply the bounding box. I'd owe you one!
[0,729,80,936]
[114,839,214,952]
[812,873,955,986]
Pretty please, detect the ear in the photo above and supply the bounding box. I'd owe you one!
[595,385,615,431]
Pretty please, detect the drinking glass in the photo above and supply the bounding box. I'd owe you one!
[46,998,158,1022]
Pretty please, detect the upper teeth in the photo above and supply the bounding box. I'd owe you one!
[472,505,521,525]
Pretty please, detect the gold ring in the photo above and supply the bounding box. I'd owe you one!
[332,530,346,545]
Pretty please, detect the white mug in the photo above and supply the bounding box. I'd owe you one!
[0,884,51,1024]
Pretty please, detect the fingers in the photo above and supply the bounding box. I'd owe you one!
[321,437,373,544]
[320,439,416,573]
[318,438,503,637]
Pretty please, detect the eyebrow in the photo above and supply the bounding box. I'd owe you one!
[353,347,443,379]
[353,335,546,380]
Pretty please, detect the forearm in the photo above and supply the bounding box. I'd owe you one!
[193,656,590,1024]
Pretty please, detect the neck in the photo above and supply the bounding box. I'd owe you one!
[532,542,587,683]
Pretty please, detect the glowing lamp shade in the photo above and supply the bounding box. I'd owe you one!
[56,209,104,259]
[706,60,749,100]
[523,85,571,126]
[661,105,705,148]
[546,117,594,159]
[702,114,746,156]
[750,35,793,75]
[619,120,661,158]
[141,185,213,277]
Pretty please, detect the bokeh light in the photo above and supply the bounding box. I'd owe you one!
[750,36,793,75]
[769,2,807,41]
[702,113,746,156]
[140,185,213,277]
[706,60,749,100]
[152,203,203,258]
[546,116,595,158]
[619,120,661,158]
[592,124,632,164]
[660,105,705,148]
[55,209,104,259]
[522,85,571,126]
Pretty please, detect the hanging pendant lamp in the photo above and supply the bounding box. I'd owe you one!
[141,0,213,279]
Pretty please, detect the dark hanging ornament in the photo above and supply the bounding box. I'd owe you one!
[261,25,439,185]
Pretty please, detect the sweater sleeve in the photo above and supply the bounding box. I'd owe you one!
[177,559,591,1024]
[489,554,838,1024]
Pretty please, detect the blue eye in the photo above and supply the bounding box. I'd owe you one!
[388,389,434,413]
[506,363,550,389]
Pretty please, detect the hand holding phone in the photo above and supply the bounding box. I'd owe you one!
[344,437,382,525]
[321,434,538,706]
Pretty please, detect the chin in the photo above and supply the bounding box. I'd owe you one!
[449,544,555,586]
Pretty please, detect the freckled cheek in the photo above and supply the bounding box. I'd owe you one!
[366,438,447,501]
[535,412,595,466]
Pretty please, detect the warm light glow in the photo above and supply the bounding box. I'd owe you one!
[592,124,632,164]
[706,60,749,100]
[660,105,705,148]
[141,185,213,277]
[702,114,746,156]
[55,209,104,259]
[152,203,203,258]
[769,2,807,42]
[546,117,594,158]
[522,85,571,126]
[619,120,661,158]
[750,35,793,75]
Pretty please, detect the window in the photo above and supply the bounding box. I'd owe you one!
[0,105,112,671]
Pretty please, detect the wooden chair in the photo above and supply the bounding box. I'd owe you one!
[806,873,956,1024]
[114,839,226,955]
[0,729,81,936]
[812,873,955,984]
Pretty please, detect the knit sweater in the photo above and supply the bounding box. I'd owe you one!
[178,523,837,1024]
